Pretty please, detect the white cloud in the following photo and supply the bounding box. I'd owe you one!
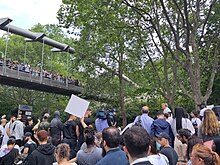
[0,0,62,29]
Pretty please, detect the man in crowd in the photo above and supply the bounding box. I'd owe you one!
[62,114,78,159]
[157,132,178,165]
[133,106,154,134]
[123,126,152,165]
[38,113,50,131]
[0,138,19,164]
[50,111,63,146]
[151,111,174,147]
[23,130,56,165]
[10,115,24,146]
[22,132,37,156]
[96,127,129,165]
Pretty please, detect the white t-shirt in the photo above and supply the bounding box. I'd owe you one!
[171,118,195,136]
[191,118,201,126]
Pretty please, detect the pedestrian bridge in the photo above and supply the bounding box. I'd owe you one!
[0,65,83,96]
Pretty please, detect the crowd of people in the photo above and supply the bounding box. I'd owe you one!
[0,58,81,86]
[0,103,220,165]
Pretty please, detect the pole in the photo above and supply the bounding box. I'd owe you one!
[40,40,45,83]
[3,25,10,73]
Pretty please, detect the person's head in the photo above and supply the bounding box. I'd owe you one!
[177,129,191,144]
[102,127,120,149]
[149,137,160,155]
[141,106,149,114]
[123,126,151,162]
[157,111,164,119]
[69,114,77,121]
[83,127,95,146]
[24,132,32,142]
[162,103,168,110]
[7,138,16,149]
[25,117,33,126]
[43,113,50,121]
[157,132,170,147]
[191,110,199,118]
[164,113,169,119]
[201,109,219,136]
[1,119,7,126]
[191,144,220,165]
[186,135,203,160]
[17,115,22,121]
[54,111,60,118]
[85,108,92,117]
[37,130,48,144]
[175,106,186,131]
[55,143,70,163]
[213,138,220,157]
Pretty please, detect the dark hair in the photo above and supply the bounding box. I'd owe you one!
[85,132,95,146]
[37,130,48,142]
[9,136,16,140]
[55,143,70,161]
[102,127,120,148]
[7,138,16,145]
[157,111,164,116]
[149,137,158,154]
[123,126,150,158]
[164,113,169,119]
[191,110,199,118]
[186,135,203,160]
[214,138,220,156]
[177,129,191,139]
[25,117,33,126]
[175,106,186,131]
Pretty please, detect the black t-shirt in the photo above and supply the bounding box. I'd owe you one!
[24,141,37,155]
[63,120,77,140]
[24,125,34,134]
[78,117,93,135]
[160,146,178,165]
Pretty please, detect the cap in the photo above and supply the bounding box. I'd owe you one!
[43,113,50,118]
[24,132,32,137]
[157,132,170,140]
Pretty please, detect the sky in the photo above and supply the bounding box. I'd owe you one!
[0,0,62,30]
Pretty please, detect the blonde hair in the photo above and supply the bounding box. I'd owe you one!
[201,109,219,136]
[192,144,220,165]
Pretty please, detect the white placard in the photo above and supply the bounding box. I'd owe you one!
[65,94,90,118]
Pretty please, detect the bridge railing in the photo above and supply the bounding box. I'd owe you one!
[0,65,83,93]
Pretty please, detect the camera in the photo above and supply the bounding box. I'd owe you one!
[96,108,117,127]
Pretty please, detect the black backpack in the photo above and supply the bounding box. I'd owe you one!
[134,116,142,127]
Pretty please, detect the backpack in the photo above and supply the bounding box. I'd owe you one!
[134,116,142,127]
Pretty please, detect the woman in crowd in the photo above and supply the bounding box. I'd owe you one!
[186,135,203,165]
[190,110,201,136]
[54,143,77,165]
[171,106,195,162]
[75,128,102,165]
[171,107,195,136]
[191,144,220,165]
[198,109,220,142]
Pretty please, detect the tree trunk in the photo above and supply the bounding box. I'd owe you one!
[118,51,127,127]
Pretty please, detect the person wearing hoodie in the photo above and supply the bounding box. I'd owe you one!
[62,114,78,159]
[23,130,56,165]
[50,111,63,146]
[151,111,174,147]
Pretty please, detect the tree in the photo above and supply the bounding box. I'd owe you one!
[122,0,220,108]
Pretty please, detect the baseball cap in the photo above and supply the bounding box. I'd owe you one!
[157,132,170,140]
[24,132,32,137]
[43,113,50,118]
